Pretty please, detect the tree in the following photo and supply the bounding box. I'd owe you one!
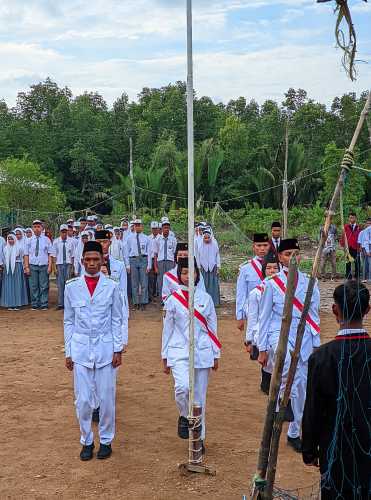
[0,157,66,212]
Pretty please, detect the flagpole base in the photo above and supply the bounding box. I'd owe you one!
[178,463,216,476]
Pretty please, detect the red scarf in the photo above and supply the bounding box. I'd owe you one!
[85,275,99,296]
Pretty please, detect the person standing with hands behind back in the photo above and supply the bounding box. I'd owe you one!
[24,219,52,310]
[64,241,124,461]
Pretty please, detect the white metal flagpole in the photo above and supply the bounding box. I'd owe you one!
[186,0,195,456]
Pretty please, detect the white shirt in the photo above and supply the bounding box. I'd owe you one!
[51,237,75,265]
[155,234,177,262]
[25,234,52,266]
[126,232,151,268]
[161,264,207,301]
[148,234,160,259]
[235,256,264,320]
[358,226,371,253]
[162,286,220,368]
[197,238,221,271]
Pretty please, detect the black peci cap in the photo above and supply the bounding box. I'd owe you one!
[94,230,111,240]
[253,233,269,243]
[271,221,282,229]
[83,241,103,255]
[278,238,300,252]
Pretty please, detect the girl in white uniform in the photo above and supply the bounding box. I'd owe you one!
[162,258,221,452]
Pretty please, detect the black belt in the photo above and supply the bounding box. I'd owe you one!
[130,255,148,258]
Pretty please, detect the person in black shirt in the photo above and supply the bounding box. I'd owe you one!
[302,281,371,500]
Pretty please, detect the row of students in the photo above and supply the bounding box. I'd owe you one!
[236,232,321,453]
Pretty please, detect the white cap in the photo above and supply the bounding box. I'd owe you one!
[60,224,68,231]
[87,215,95,222]
[161,216,171,224]
[133,218,142,224]
[104,224,113,230]
[151,221,159,229]
[73,221,80,228]
[120,217,128,222]
[66,218,74,224]
[92,215,98,220]
[32,219,43,225]
[80,231,89,237]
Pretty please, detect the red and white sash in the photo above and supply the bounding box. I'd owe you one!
[250,258,264,281]
[271,275,320,335]
[162,270,180,300]
[172,290,222,349]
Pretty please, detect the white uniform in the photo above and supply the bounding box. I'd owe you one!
[161,264,206,302]
[106,256,129,345]
[258,268,320,438]
[64,274,124,446]
[236,257,264,320]
[162,286,220,440]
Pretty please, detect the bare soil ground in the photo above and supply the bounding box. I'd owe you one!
[0,281,369,499]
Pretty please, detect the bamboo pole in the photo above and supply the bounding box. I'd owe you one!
[186,0,196,465]
[129,137,136,217]
[262,90,371,498]
[251,254,298,499]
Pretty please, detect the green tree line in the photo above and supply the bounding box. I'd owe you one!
[0,78,369,213]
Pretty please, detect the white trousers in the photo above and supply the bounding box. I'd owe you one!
[73,363,117,445]
[171,360,210,440]
[270,344,308,438]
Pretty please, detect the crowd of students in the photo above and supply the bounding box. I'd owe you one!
[0,215,221,311]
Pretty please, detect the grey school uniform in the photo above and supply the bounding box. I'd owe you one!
[0,254,28,309]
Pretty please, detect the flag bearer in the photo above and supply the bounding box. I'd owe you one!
[64,241,124,461]
[257,239,320,453]
[236,233,270,332]
[162,257,221,453]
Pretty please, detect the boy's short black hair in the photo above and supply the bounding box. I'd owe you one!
[333,281,370,321]
[349,212,357,217]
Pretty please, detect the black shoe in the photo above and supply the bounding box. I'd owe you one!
[80,443,94,461]
[56,305,64,311]
[287,436,302,453]
[178,416,189,439]
[260,370,271,395]
[92,407,100,423]
[140,304,145,311]
[283,399,294,422]
[201,440,205,455]
[97,443,112,459]
[40,306,48,310]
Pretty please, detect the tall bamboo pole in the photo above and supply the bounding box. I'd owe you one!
[251,254,298,499]
[186,0,196,465]
[263,90,371,498]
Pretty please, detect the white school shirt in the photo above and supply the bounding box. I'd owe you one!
[358,227,371,253]
[246,284,265,344]
[24,235,52,266]
[155,234,177,262]
[258,269,320,361]
[51,237,75,265]
[126,232,151,268]
[162,286,220,368]
[197,238,221,271]
[148,234,160,259]
[235,256,264,320]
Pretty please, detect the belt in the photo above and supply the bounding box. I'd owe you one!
[130,255,148,258]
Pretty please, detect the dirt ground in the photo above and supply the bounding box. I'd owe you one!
[0,281,370,500]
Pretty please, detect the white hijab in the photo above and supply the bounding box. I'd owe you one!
[109,228,123,260]
[4,233,19,274]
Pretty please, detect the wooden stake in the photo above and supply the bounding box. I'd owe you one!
[251,254,298,499]
[262,90,371,499]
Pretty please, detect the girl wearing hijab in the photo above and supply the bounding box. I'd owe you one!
[14,227,26,253]
[0,233,29,310]
[197,228,221,306]
[25,228,34,239]
[73,231,90,276]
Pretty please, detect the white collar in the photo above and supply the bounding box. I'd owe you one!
[337,328,368,337]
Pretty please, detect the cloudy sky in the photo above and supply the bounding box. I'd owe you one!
[0,0,370,107]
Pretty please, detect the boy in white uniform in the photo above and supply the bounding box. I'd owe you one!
[162,258,221,452]
[64,240,125,460]
[257,238,320,453]
[236,233,270,332]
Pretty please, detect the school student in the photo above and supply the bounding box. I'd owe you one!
[197,228,221,306]
[162,258,221,452]
[0,233,28,310]
[51,224,75,310]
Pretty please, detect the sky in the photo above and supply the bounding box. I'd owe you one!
[0,0,370,107]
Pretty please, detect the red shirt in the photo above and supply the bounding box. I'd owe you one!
[340,224,360,251]
[84,275,99,296]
